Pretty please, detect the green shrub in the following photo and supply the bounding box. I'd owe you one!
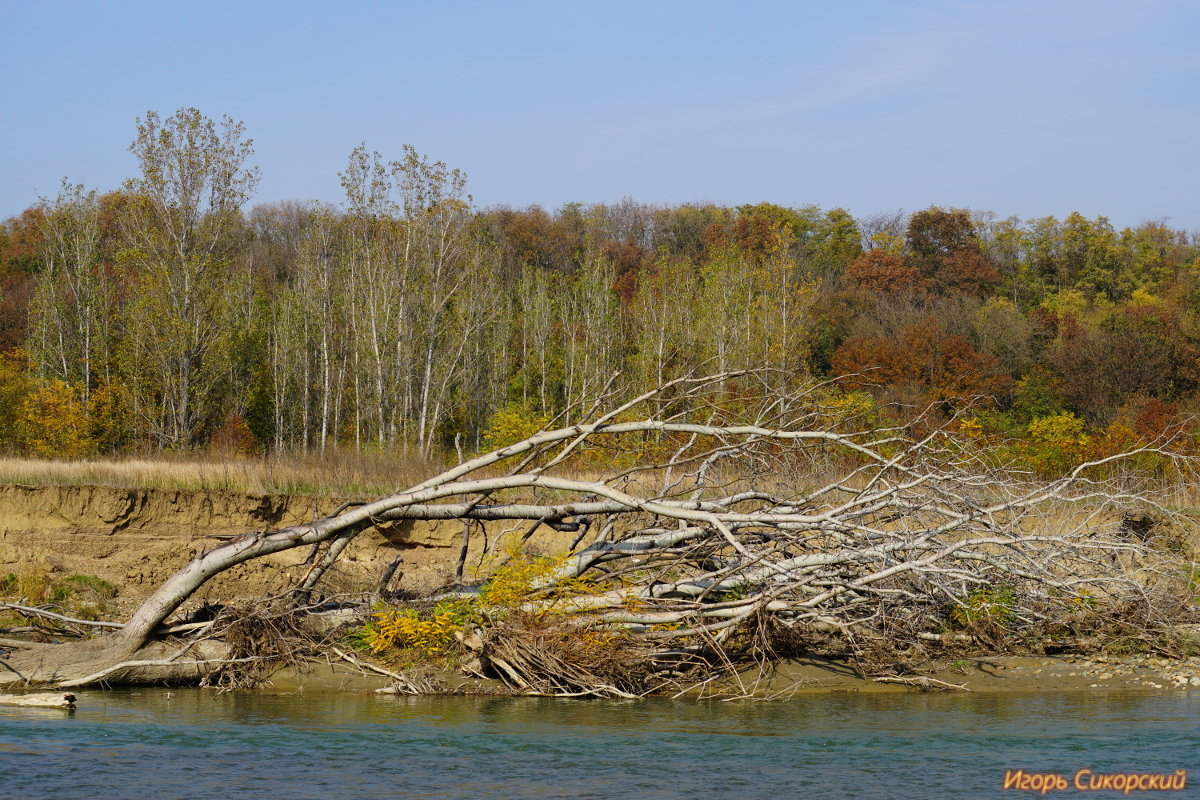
[951,585,1017,627]
[63,573,117,599]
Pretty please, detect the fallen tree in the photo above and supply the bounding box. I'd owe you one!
[1,372,1197,692]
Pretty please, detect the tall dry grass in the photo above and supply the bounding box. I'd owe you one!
[0,447,446,497]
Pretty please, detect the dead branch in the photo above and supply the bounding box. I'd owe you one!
[0,603,123,630]
[2,370,1197,691]
[874,675,971,692]
[0,692,76,708]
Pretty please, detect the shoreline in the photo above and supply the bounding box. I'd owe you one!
[255,653,1200,698]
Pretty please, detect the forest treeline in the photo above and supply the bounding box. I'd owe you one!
[1,108,1199,468]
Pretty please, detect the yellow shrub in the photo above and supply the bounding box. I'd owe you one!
[360,550,607,658]
[16,379,95,458]
[1023,413,1090,474]
[364,607,465,656]
[478,552,564,610]
[824,390,879,430]
[1027,413,1087,447]
[955,418,984,438]
[951,585,1016,627]
[479,548,606,618]
[480,404,552,452]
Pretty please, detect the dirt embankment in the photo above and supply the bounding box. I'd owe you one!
[0,484,472,612]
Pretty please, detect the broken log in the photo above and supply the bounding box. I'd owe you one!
[0,692,76,708]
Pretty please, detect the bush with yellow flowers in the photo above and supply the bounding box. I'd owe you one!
[362,601,473,658]
[357,546,610,661]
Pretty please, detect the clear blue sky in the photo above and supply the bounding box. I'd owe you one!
[3,0,1198,229]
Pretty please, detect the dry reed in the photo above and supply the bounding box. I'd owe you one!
[0,447,444,497]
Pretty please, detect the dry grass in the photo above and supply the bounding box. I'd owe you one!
[0,448,446,497]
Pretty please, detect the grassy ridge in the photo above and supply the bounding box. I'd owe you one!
[0,448,444,497]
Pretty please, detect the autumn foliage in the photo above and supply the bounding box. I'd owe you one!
[843,250,930,296]
[0,108,1199,478]
[832,319,1012,404]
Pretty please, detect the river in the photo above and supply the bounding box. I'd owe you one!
[0,689,1195,799]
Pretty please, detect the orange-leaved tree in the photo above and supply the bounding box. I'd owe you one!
[832,318,1012,405]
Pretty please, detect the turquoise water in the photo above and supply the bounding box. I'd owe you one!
[0,689,1196,799]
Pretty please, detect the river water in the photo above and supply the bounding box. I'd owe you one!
[0,689,1195,799]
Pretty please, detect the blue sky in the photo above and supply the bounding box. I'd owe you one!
[3,0,1198,229]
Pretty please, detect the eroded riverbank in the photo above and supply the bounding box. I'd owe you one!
[3,483,1197,699]
[0,483,503,612]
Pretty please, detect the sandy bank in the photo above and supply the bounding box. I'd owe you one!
[0,483,505,612]
[248,653,1200,698]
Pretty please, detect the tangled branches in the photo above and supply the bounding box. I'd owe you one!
[6,371,1197,691]
[342,373,1197,693]
[198,600,335,689]
[464,614,656,698]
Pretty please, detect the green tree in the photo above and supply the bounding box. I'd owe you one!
[117,108,259,448]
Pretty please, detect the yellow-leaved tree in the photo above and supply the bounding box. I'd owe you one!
[16,378,94,458]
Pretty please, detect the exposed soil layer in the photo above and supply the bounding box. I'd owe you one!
[0,484,477,615]
[5,484,1199,697]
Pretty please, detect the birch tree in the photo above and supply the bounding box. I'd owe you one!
[30,181,113,399]
[338,145,397,448]
[393,145,476,454]
[117,108,259,447]
[559,253,623,412]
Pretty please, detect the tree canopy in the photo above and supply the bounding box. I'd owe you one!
[0,108,1198,465]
